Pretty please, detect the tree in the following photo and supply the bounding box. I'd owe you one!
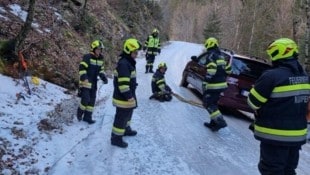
[12,0,36,55]
[203,11,222,39]
[305,0,310,70]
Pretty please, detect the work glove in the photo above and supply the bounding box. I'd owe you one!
[202,82,208,91]
[128,97,135,102]
[100,74,108,84]
[162,90,171,95]
[158,49,161,54]
[143,46,147,52]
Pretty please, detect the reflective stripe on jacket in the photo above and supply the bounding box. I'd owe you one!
[79,53,105,89]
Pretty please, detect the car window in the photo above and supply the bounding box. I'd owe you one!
[220,52,231,63]
[198,52,209,65]
[198,52,230,66]
[231,57,270,79]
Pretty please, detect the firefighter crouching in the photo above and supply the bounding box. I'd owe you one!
[111,38,141,148]
[149,62,173,102]
[247,38,310,174]
[77,40,108,124]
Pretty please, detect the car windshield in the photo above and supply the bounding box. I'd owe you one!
[197,52,230,66]
[231,57,270,79]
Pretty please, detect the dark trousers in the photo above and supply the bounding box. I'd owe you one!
[145,54,156,72]
[146,54,156,65]
[258,142,301,175]
[112,107,134,135]
[77,88,97,120]
[202,91,221,116]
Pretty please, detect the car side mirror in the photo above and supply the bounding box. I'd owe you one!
[191,56,198,62]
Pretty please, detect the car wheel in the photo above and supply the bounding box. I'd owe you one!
[180,73,189,87]
[218,105,231,115]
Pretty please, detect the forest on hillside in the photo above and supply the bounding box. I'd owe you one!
[0,0,310,89]
[159,0,310,66]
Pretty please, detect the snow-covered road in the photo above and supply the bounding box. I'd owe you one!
[48,41,310,175]
[1,41,310,175]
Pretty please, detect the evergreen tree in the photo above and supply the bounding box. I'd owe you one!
[203,12,221,39]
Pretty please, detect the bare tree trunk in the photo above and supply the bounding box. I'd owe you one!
[305,0,310,68]
[13,0,36,54]
[80,0,88,20]
[248,0,257,53]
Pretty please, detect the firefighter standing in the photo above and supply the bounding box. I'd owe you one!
[202,37,231,131]
[143,28,161,73]
[77,40,108,124]
[111,38,141,148]
[149,62,173,102]
[247,38,310,174]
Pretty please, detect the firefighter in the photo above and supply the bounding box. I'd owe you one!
[77,40,108,124]
[143,28,161,73]
[247,38,310,174]
[149,62,173,102]
[202,37,231,131]
[111,38,141,148]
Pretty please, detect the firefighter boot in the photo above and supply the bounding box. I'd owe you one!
[149,65,154,73]
[111,133,128,148]
[211,116,227,131]
[204,120,217,131]
[204,116,227,131]
[77,107,84,121]
[82,112,96,124]
[124,126,137,136]
[145,65,149,73]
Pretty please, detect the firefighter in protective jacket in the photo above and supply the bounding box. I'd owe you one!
[247,38,310,174]
[202,37,231,131]
[111,38,141,148]
[149,62,172,102]
[143,28,161,73]
[77,40,108,124]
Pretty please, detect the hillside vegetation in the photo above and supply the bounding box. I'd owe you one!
[0,0,309,89]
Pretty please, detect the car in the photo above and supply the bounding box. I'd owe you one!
[180,48,272,120]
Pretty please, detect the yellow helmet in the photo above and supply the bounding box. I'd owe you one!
[123,38,141,54]
[152,28,159,34]
[266,38,298,61]
[158,62,167,69]
[91,40,104,50]
[204,37,218,49]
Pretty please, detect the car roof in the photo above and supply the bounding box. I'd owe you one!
[233,53,271,65]
[220,48,271,66]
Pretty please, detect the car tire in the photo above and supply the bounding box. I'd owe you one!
[218,105,231,115]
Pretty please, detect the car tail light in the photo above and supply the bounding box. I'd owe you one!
[227,77,238,85]
[240,89,249,97]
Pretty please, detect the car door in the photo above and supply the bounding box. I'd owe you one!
[186,52,209,93]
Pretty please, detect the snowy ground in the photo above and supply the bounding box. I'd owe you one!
[1,41,310,175]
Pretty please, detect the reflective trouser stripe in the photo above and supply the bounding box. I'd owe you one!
[112,126,125,136]
[210,109,221,119]
[112,108,134,136]
[112,98,136,108]
[255,125,307,142]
